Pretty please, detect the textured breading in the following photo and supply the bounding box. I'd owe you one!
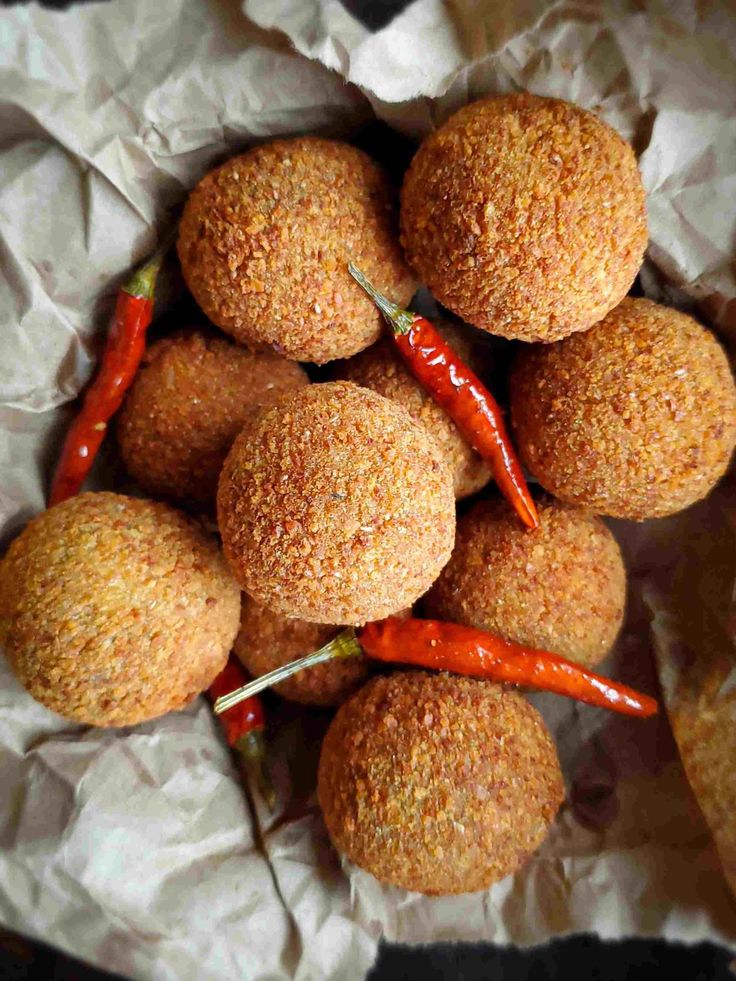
[317,671,564,894]
[117,330,308,507]
[400,93,647,341]
[424,496,626,667]
[333,321,491,499]
[217,382,455,625]
[510,298,736,519]
[178,137,416,364]
[0,493,241,726]
[233,594,371,707]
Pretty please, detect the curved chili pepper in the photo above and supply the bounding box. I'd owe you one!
[49,241,169,507]
[358,617,657,718]
[207,658,275,810]
[348,264,539,531]
[214,617,657,720]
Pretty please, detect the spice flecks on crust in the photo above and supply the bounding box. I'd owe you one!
[217,382,455,625]
[178,137,416,364]
[0,492,240,726]
[117,329,307,506]
[401,93,647,341]
[318,671,564,895]
[510,297,736,519]
[425,496,626,668]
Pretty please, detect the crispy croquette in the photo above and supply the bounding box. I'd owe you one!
[510,298,736,519]
[217,382,455,625]
[400,93,647,342]
[117,330,308,507]
[424,497,626,668]
[317,671,564,894]
[334,322,492,499]
[0,493,240,727]
[233,595,372,707]
[178,137,416,364]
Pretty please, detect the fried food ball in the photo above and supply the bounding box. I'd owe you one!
[510,298,736,520]
[424,497,625,668]
[0,493,240,727]
[117,330,308,507]
[318,671,564,894]
[217,382,455,625]
[178,137,416,364]
[233,595,371,708]
[400,93,647,342]
[333,321,491,499]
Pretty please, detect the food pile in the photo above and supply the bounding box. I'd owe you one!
[2,93,735,898]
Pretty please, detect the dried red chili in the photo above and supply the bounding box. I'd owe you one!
[214,616,657,720]
[49,242,168,506]
[348,264,539,531]
[207,658,275,810]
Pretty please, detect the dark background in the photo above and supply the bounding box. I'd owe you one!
[1,0,735,978]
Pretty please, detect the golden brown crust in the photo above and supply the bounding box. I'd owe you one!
[217,382,455,625]
[178,137,416,364]
[233,595,371,707]
[510,298,736,519]
[117,330,308,507]
[317,671,564,894]
[333,322,491,499]
[400,93,647,341]
[0,493,240,727]
[424,497,625,667]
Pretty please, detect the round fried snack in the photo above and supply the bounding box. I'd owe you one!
[217,382,455,625]
[511,298,736,520]
[318,671,564,894]
[233,595,371,708]
[424,497,625,668]
[178,137,416,364]
[401,93,647,341]
[0,493,240,727]
[334,322,492,499]
[117,330,308,506]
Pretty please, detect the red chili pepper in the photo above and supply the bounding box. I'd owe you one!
[348,264,539,531]
[49,242,169,507]
[358,617,657,718]
[207,658,275,810]
[213,617,657,720]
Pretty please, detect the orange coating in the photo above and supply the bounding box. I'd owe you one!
[401,93,647,341]
[178,138,416,364]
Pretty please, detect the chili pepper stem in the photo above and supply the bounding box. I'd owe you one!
[213,628,362,714]
[123,229,175,299]
[348,263,416,335]
[235,729,276,811]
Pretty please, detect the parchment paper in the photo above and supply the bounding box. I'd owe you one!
[2,1,736,979]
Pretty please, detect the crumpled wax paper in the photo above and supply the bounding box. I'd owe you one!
[1,0,736,979]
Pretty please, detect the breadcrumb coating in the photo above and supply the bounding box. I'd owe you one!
[400,93,647,341]
[511,298,736,519]
[0,493,240,726]
[178,137,416,364]
[424,497,626,668]
[333,321,491,499]
[217,382,455,625]
[117,330,308,507]
[233,594,371,707]
[318,671,564,894]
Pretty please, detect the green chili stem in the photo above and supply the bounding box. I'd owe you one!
[213,628,362,714]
